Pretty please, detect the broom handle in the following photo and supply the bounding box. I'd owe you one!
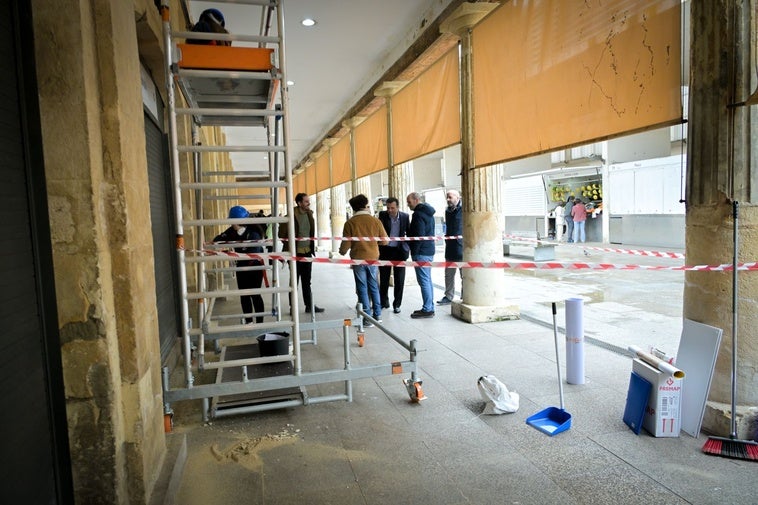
[552,302,565,410]
[731,201,738,439]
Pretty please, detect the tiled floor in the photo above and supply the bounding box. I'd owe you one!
[165,243,756,505]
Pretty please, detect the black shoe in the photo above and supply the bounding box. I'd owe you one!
[393,307,401,314]
[436,297,452,305]
[305,306,325,313]
[363,321,375,328]
[381,302,390,309]
[410,310,435,318]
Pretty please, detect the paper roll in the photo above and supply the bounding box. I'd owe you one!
[628,345,685,378]
[565,297,585,385]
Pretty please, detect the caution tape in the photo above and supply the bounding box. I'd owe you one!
[212,235,461,245]
[198,250,758,272]
[213,234,685,260]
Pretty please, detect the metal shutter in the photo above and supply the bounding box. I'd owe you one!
[0,1,73,502]
[144,111,181,362]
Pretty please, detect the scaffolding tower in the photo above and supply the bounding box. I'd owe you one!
[159,0,425,424]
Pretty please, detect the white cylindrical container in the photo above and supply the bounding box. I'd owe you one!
[565,297,585,384]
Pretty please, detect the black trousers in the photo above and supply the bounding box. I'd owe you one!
[236,261,264,323]
[379,247,408,309]
[289,250,314,310]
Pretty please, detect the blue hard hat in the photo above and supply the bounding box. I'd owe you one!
[201,8,225,27]
[228,205,249,219]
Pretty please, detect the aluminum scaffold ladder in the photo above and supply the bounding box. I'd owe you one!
[159,0,426,425]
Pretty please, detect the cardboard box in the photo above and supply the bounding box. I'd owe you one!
[632,358,682,437]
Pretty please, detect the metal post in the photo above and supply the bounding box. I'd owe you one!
[160,1,194,390]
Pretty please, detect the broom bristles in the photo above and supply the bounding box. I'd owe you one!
[702,435,758,461]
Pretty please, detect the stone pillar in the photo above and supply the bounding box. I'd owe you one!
[356,176,372,204]
[316,189,331,251]
[686,1,758,437]
[33,0,167,502]
[441,4,517,323]
[392,161,416,212]
[330,184,347,254]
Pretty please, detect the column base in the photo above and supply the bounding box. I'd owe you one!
[702,401,758,440]
[451,300,520,323]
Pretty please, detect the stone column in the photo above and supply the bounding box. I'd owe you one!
[441,4,517,323]
[356,176,372,204]
[393,161,416,212]
[330,183,347,255]
[686,1,757,437]
[33,0,166,502]
[316,189,331,251]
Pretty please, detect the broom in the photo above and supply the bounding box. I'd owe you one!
[701,202,758,461]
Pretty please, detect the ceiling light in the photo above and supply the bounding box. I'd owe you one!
[301,18,316,27]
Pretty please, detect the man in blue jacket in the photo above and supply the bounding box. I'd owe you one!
[406,192,436,318]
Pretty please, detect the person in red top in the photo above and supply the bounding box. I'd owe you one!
[571,199,588,243]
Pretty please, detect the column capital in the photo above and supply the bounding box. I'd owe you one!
[322,137,339,148]
[374,81,409,97]
[440,3,499,37]
[342,116,367,129]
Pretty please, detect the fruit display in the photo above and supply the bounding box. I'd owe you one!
[580,183,602,201]
[549,181,603,202]
[550,185,571,202]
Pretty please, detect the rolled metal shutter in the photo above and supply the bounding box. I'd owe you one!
[144,111,181,362]
[0,1,73,502]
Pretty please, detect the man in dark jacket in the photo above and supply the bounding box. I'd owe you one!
[213,206,265,324]
[438,189,463,305]
[377,197,410,313]
[406,192,436,318]
[279,193,323,313]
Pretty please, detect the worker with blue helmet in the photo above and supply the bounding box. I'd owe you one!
[213,206,266,324]
[187,8,231,46]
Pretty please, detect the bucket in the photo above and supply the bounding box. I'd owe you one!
[256,332,290,357]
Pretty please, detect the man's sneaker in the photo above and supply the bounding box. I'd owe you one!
[410,310,435,318]
[375,318,382,324]
[305,306,325,313]
[363,321,375,328]
[436,297,452,305]
[393,307,401,314]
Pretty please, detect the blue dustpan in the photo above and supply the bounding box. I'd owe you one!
[526,406,572,436]
[527,302,572,436]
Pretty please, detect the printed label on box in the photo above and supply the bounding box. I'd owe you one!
[632,358,682,437]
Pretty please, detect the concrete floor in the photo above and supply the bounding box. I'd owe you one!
[162,242,757,505]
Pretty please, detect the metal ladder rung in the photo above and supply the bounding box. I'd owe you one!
[203,194,273,201]
[184,253,293,265]
[177,68,278,80]
[176,107,283,117]
[196,0,277,7]
[187,286,291,300]
[188,320,295,337]
[180,181,287,190]
[171,31,279,45]
[182,216,290,227]
[177,145,285,153]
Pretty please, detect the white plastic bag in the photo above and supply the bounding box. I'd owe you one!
[477,375,519,414]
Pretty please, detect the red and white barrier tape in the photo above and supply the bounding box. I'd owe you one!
[198,250,758,272]
[213,234,684,260]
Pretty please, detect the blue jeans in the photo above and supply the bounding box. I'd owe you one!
[352,265,381,318]
[572,221,586,243]
[413,254,434,312]
[565,218,574,242]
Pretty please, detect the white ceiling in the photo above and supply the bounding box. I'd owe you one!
[187,0,453,173]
